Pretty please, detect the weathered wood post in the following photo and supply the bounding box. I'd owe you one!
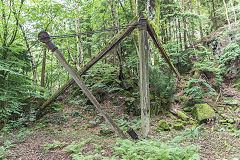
[38,31,126,139]
[138,16,150,138]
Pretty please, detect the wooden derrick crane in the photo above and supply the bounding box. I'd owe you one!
[38,16,180,139]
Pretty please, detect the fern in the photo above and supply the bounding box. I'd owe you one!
[219,42,240,75]
[44,140,67,150]
[185,78,217,105]
[113,138,200,160]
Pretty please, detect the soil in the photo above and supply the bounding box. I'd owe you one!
[3,98,239,160]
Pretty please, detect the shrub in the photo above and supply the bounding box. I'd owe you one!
[149,66,176,115]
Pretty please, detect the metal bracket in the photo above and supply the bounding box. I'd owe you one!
[139,16,147,30]
[38,31,58,52]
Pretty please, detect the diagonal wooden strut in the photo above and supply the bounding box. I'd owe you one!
[40,18,138,111]
[38,31,126,138]
[146,21,181,79]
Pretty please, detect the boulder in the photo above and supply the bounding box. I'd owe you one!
[192,104,216,121]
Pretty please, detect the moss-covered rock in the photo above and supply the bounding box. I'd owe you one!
[177,111,189,120]
[155,120,171,131]
[192,104,216,121]
[173,123,184,130]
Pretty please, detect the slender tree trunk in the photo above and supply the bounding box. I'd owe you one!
[230,0,237,23]
[190,0,195,44]
[168,20,172,41]
[145,0,150,16]
[155,0,160,35]
[75,9,84,67]
[182,0,187,50]
[164,20,168,43]
[131,0,138,16]
[131,0,139,60]
[198,2,203,39]
[66,39,80,70]
[56,60,60,89]
[19,24,37,85]
[223,0,231,27]
[41,47,47,90]
[178,19,183,49]
[111,0,124,80]
[87,34,92,58]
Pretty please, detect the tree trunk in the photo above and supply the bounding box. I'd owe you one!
[19,24,37,85]
[131,0,138,16]
[145,0,150,16]
[230,0,237,23]
[56,60,60,89]
[41,47,47,89]
[111,0,124,80]
[66,39,80,70]
[223,0,231,27]
[178,19,183,49]
[198,2,203,39]
[182,0,187,50]
[190,0,195,44]
[75,9,84,67]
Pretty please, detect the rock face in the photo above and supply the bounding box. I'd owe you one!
[192,104,216,121]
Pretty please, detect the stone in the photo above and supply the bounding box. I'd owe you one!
[173,123,184,130]
[192,104,216,121]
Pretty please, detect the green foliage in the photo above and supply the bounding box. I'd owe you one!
[113,138,200,160]
[114,116,141,131]
[193,61,222,85]
[44,140,67,150]
[0,58,47,129]
[164,41,193,74]
[0,137,14,160]
[219,42,240,75]
[64,138,98,160]
[149,66,176,114]
[185,78,217,105]
[181,124,205,138]
[0,146,9,160]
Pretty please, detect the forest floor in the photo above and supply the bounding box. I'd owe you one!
[4,92,240,160]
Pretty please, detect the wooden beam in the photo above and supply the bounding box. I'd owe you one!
[38,31,126,139]
[40,18,138,111]
[138,17,150,138]
[146,21,181,79]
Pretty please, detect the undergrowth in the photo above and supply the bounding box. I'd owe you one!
[113,138,200,160]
